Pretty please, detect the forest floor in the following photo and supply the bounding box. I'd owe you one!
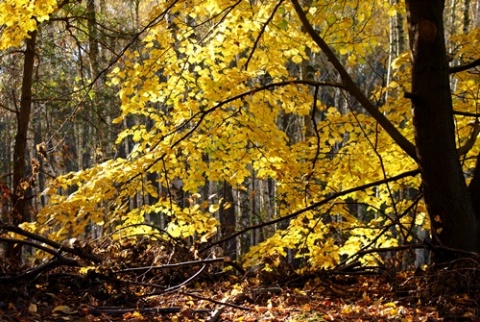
[1,239,479,321]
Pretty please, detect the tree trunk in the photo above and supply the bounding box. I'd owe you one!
[220,181,237,260]
[405,0,478,260]
[8,31,37,263]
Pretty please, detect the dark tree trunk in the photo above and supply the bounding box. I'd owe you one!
[405,0,478,259]
[87,0,99,77]
[8,31,37,263]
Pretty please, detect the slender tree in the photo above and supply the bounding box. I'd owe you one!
[8,31,37,263]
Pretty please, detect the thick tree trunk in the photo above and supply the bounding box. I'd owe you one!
[8,31,37,263]
[405,0,478,259]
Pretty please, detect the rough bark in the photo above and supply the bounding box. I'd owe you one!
[405,0,478,259]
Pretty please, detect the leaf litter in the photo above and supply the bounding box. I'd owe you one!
[1,238,479,321]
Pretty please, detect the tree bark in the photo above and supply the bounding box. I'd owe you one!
[405,0,478,259]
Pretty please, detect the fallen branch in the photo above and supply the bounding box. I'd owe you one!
[0,237,67,259]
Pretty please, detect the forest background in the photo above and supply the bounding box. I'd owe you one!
[1,0,480,313]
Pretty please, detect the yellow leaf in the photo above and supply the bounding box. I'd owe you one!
[209,204,220,213]
[291,55,303,64]
[52,305,76,314]
[28,303,37,313]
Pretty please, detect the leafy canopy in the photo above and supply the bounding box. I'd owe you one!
[4,0,480,270]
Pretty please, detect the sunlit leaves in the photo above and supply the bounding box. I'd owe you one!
[35,0,435,270]
[0,0,57,49]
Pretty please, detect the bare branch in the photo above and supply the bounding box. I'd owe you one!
[0,237,68,259]
[164,265,207,292]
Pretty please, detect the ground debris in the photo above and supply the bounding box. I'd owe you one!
[1,239,480,321]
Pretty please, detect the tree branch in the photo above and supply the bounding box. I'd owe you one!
[290,0,418,161]
[244,0,285,70]
[0,223,101,263]
[127,79,346,183]
[200,168,420,253]
[453,110,480,117]
[449,58,480,74]
[457,122,480,156]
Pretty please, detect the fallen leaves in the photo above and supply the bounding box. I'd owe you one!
[1,239,479,321]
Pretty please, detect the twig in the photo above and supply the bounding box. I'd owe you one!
[0,257,79,282]
[453,110,480,118]
[356,243,428,256]
[457,121,480,156]
[0,237,66,259]
[164,265,206,292]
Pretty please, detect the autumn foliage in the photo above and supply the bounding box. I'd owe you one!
[1,0,480,319]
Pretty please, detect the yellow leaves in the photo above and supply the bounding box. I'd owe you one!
[391,52,410,70]
[0,0,58,49]
[166,202,218,241]
[35,0,427,271]
[283,48,306,64]
[339,45,353,56]
[18,222,39,233]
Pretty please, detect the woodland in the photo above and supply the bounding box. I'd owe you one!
[1,0,480,320]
